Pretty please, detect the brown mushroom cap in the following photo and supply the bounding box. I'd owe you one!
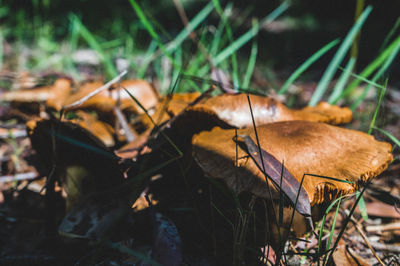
[63,81,115,113]
[189,94,352,128]
[192,121,392,205]
[64,80,158,114]
[112,79,159,113]
[70,111,115,147]
[1,78,71,111]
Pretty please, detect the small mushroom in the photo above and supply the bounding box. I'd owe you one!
[26,118,123,209]
[63,80,158,114]
[192,121,392,206]
[1,78,72,111]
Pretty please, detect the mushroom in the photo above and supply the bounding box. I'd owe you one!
[192,121,393,234]
[193,121,392,205]
[26,118,123,210]
[117,92,353,161]
[63,80,159,114]
[1,78,72,111]
[189,93,352,128]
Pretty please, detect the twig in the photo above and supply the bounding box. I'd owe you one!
[0,172,38,183]
[0,128,27,139]
[62,70,127,110]
[349,235,400,253]
[350,216,385,266]
[366,222,400,232]
[114,106,136,142]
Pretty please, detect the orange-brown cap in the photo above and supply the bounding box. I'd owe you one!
[2,78,71,111]
[63,80,159,114]
[192,121,392,206]
[189,94,352,128]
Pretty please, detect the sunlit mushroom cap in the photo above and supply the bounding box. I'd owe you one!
[192,121,392,205]
[189,94,352,128]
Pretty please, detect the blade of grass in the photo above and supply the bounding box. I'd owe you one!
[304,173,354,184]
[70,14,118,78]
[197,1,289,78]
[128,0,173,61]
[137,40,157,78]
[166,1,214,53]
[351,40,400,110]
[368,81,387,134]
[66,14,80,78]
[317,195,347,260]
[380,16,400,52]
[326,182,371,264]
[279,39,340,95]
[213,1,289,66]
[331,34,400,104]
[322,197,342,265]
[308,6,372,106]
[0,31,3,70]
[172,48,182,89]
[350,0,365,61]
[372,126,400,148]
[212,0,239,88]
[356,191,368,221]
[242,19,258,89]
[327,57,356,103]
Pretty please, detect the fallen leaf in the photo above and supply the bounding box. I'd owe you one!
[237,134,311,216]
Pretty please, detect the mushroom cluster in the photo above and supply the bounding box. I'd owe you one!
[12,76,393,264]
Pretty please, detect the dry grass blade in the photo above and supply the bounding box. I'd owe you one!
[62,70,127,110]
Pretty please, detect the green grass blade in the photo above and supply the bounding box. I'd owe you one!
[327,197,341,250]
[317,195,346,260]
[166,2,214,53]
[213,1,289,66]
[137,40,157,78]
[128,0,173,61]
[326,183,370,264]
[327,57,356,103]
[351,41,400,110]
[331,34,400,104]
[380,16,400,51]
[372,126,400,148]
[356,191,368,221]
[368,80,387,134]
[0,31,3,70]
[210,5,231,56]
[308,6,372,106]
[212,0,239,88]
[242,19,259,89]
[279,39,340,95]
[70,14,118,78]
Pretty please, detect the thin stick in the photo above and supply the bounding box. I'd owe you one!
[62,70,127,110]
[0,171,38,183]
[366,222,400,232]
[350,217,385,266]
[114,106,136,142]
